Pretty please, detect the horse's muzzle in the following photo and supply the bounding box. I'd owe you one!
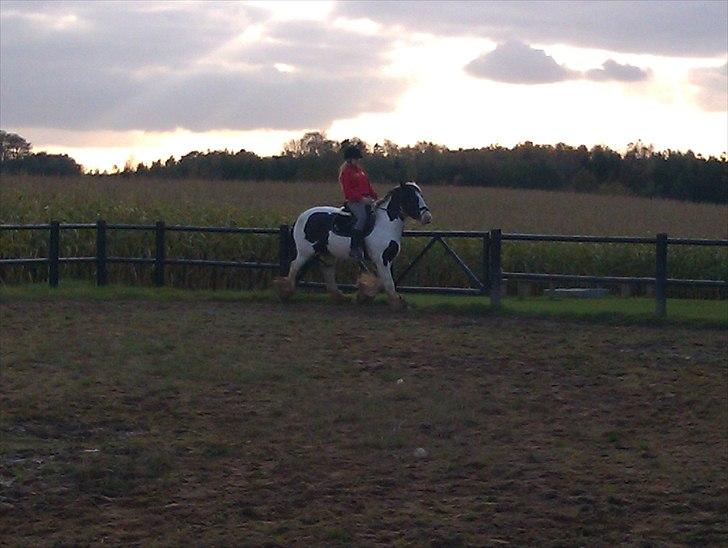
[420,210,433,225]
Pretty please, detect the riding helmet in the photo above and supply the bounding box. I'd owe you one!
[343,144,363,160]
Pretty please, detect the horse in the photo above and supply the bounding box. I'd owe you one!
[275,182,432,308]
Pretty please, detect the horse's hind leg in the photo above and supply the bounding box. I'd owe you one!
[275,245,314,299]
[320,260,348,303]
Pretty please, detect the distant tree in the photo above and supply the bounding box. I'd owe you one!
[135,162,149,176]
[148,159,164,177]
[3,152,82,176]
[588,145,622,182]
[0,130,31,162]
[382,140,399,156]
[117,131,726,205]
[284,131,337,157]
[0,130,82,176]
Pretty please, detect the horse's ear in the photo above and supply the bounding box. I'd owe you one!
[399,181,406,188]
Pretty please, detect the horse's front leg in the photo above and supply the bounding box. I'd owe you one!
[320,260,348,303]
[374,258,406,309]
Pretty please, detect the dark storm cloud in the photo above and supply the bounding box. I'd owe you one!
[336,0,728,58]
[466,42,648,85]
[585,60,650,82]
[465,41,574,84]
[0,1,404,131]
[1,60,403,132]
[0,1,257,69]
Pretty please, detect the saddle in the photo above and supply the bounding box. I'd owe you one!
[331,203,376,238]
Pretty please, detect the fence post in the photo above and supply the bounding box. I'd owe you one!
[154,220,166,287]
[489,229,502,308]
[49,220,60,288]
[481,233,490,296]
[655,233,668,318]
[278,224,291,277]
[96,219,108,286]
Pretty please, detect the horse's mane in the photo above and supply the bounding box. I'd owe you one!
[374,190,394,209]
[374,183,419,209]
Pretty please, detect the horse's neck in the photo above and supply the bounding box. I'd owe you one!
[374,197,404,236]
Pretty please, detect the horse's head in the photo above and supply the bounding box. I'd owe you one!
[389,182,432,225]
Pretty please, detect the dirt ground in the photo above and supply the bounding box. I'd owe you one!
[1,300,726,546]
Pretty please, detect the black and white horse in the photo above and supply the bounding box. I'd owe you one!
[276,182,432,308]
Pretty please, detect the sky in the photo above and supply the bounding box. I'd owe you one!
[0,0,726,172]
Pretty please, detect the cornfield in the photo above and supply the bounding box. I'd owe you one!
[1,176,727,295]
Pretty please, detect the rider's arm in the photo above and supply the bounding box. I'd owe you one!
[361,171,378,200]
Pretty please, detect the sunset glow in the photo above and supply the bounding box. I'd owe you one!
[1,1,725,172]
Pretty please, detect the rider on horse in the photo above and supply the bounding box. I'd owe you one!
[339,144,378,261]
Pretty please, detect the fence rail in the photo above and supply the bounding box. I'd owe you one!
[1,220,727,318]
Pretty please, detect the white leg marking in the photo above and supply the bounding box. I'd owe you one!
[374,258,405,308]
[320,262,347,302]
[275,242,314,299]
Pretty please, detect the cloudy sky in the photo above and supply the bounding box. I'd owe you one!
[1,0,726,171]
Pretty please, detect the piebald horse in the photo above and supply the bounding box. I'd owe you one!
[275,182,432,308]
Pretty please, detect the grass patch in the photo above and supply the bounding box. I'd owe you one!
[406,293,728,327]
[2,281,726,327]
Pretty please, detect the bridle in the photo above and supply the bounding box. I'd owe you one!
[374,189,429,220]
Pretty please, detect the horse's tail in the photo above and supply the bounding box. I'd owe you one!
[276,226,298,283]
[288,226,296,261]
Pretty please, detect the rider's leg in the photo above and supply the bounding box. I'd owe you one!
[346,201,368,260]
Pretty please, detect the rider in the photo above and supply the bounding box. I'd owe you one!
[339,143,378,260]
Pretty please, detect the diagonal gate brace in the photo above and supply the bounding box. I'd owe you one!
[395,236,485,291]
[394,236,440,285]
[437,237,485,290]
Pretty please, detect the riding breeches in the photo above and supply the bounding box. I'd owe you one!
[346,201,368,231]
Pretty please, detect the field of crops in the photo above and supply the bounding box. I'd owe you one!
[1,176,727,293]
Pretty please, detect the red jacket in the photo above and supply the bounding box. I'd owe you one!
[339,163,378,202]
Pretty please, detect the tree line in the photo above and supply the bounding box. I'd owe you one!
[0,131,82,176]
[2,130,726,203]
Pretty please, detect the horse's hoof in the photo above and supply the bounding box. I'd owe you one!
[329,291,349,303]
[273,277,294,300]
[356,272,380,298]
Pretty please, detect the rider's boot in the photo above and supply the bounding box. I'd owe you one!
[349,229,364,261]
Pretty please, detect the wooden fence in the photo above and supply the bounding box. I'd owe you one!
[1,220,727,318]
